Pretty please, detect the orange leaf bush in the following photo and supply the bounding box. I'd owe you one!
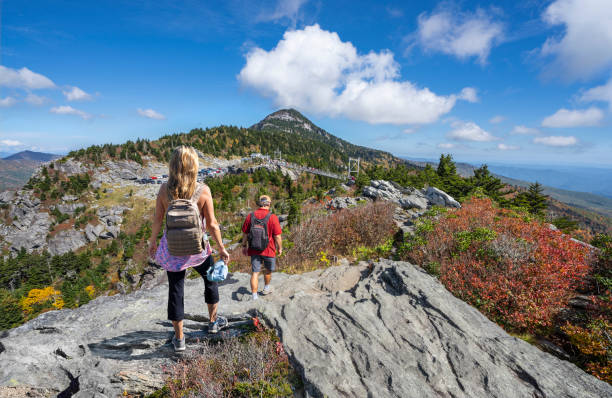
[403,197,592,332]
[284,201,396,267]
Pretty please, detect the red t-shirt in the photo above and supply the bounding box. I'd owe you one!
[242,209,282,257]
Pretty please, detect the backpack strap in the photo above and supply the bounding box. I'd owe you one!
[261,212,272,224]
[190,183,206,204]
[166,184,173,201]
[252,211,272,223]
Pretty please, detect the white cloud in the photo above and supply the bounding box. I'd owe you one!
[239,24,473,125]
[458,87,479,102]
[403,127,417,134]
[437,142,456,149]
[489,115,505,124]
[0,139,23,146]
[0,97,17,107]
[413,7,504,64]
[534,135,578,147]
[447,120,499,142]
[63,86,92,101]
[25,94,48,105]
[580,77,612,110]
[259,0,308,25]
[511,125,540,135]
[137,108,166,120]
[541,107,603,128]
[541,0,612,80]
[50,105,92,120]
[0,65,55,89]
[497,143,520,150]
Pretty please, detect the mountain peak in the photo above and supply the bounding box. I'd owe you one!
[252,108,318,134]
[3,150,60,162]
[263,108,308,122]
[250,108,400,166]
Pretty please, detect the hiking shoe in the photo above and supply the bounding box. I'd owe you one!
[261,285,273,296]
[172,336,186,352]
[208,315,228,334]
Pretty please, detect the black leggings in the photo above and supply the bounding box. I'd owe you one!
[167,256,219,321]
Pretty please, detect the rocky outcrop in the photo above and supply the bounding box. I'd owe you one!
[48,230,88,255]
[93,160,168,187]
[425,186,461,208]
[55,159,87,176]
[327,196,369,210]
[1,261,609,397]
[249,163,299,181]
[0,191,51,253]
[0,191,16,204]
[52,203,86,216]
[363,180,459,211]
[85,205,130,241]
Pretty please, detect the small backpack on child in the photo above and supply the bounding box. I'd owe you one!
[165,183,206,256]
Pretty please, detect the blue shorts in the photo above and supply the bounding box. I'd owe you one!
[251,255,276,273]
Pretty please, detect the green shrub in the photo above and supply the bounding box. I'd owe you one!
[455,227,497,252]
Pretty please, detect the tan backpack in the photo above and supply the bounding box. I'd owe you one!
[165,183,207,256]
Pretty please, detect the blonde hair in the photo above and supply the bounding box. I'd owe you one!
[167,146,199,199]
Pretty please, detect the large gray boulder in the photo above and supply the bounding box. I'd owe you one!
[84,223,106,242]
[363,180,460,210]
[424,186,461,208]
[399,190,429,210]
[264,261,610,397]
[0,190,15,204]
[0,261,609,397]
[48,230,88,255]
[363,180,404,202]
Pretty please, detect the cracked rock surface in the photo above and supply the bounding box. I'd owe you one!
[1,261,610,397]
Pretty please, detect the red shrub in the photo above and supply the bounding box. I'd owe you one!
[285,201,396,266]
[406,197,592,332]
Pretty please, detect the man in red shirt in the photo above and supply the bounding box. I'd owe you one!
[241,195,282,300]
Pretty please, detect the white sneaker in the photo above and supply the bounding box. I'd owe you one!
[252,293,259,300]
[261,285,273,296]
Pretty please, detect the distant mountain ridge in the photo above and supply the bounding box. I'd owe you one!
[402,156,612,229]
[0,150,61,191]
[3,150,60,162]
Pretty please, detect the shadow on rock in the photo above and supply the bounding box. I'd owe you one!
[231,286,251,302]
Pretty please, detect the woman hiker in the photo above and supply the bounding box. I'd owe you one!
[148,146,230,352]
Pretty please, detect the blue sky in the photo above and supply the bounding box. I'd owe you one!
[1,0,612,166]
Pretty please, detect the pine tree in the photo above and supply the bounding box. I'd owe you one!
[514,182,547,216]
[437,154,457,178]
[470,165,507,202]
[288,200,301,227]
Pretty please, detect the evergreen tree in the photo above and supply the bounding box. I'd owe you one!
[288,200,301,227]
[437,154,457,178]
[514,182,547,216]
[470,165,507,202]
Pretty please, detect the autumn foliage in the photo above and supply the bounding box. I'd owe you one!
[404,197,592,332]
[161,322,299,397]
[20,286,64,314]
[283,201,396,270]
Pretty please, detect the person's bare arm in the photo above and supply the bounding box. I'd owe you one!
[274,234,282,256]
[148,184,166,258]
[201,185,230,262]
